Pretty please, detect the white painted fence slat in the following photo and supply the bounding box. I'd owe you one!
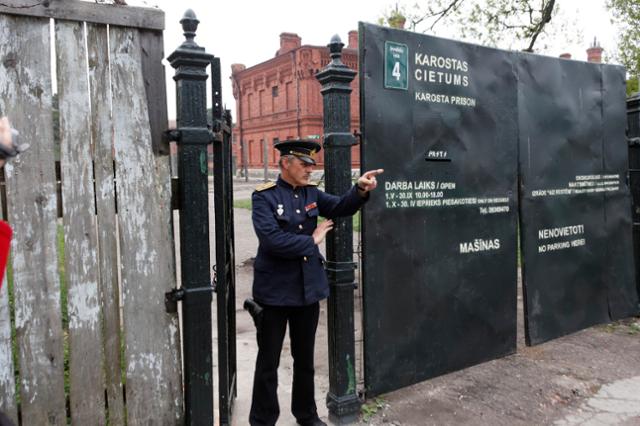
[0,14,66,424]
[0,193,17,426]
[109,26,183,424]
[55,20,106,425]
[87,23,126,425]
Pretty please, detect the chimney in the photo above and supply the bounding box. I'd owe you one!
[231,63,246,75]
[586,37,603,63]
[559,53,572,59]
[277,32,301,56]
[347,30,358,49]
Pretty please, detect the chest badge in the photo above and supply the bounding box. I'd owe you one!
[305,202,317,212]
[276,204,284,216]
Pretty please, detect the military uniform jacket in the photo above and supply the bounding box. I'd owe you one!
[252,176,368,306]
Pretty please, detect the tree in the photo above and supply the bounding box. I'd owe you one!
[378,0,577,53]
[607,0,640,94]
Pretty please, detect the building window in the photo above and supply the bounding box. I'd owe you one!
[272,86,279,97]
[272,138,279,163]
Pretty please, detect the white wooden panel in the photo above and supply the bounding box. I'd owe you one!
[55,19,105,425]
[0,14,66,425]
[109,26,183,425]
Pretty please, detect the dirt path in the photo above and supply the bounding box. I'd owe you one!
[225,179,640,426]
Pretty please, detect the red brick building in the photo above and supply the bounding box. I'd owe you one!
[231,31,360,169]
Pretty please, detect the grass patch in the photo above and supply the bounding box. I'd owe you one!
[233,198,252,210]
[361,397,386,422]
[599,317,640,335]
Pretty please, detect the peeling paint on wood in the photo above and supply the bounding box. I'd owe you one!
[110,26,183,424]
[0,0,165,31]
[55,19,106,425]
[87,22,126,425]
[0,14,66,425]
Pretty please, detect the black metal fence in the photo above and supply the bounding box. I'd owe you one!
[627,93,640,301]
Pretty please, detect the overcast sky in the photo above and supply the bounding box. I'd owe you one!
[127,0,619,120]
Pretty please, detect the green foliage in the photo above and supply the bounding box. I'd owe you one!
[378,0,578,53]
[361,397,386,422]
[607,0,640,85]
[233,198,252,210]
[627,76,639,96]
[379,7,408,28]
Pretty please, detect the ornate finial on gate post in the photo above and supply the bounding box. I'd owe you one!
[179,9,200,49]
[329,34,345,63]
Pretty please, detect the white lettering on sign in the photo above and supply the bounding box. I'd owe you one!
[413,52,470,88]
[536,223,587,254]
[531,174,620,198]
[415,91,476,107]
[427,150,448,159]
[538,224,585,240]
[459,238,501,254]
[414,53,468,72]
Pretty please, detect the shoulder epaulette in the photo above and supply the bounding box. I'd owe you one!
[255,181,276,192]
[307,182,319,186]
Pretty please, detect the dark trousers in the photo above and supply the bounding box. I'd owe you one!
[249,302,320,426]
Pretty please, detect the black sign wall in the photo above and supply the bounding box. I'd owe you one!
[518,56,639,345]
[360,23,519,396]
[360,23,639,397]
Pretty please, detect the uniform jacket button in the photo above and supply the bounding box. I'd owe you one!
[298,224,303,229]
[296,209,301,214]
[303,256,308,262]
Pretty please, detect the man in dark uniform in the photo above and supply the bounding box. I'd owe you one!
[249,139,383,426]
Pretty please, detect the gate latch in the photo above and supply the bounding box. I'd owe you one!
[164,288,185,314]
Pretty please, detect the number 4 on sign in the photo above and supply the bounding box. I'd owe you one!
[392,62,401,80]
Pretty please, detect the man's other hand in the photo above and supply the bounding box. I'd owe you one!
[312,219,333,245]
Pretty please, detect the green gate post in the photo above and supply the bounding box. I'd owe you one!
[315,35,361,424]
[167,10,214,424]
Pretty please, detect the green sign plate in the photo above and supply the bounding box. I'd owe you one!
[384,41,408,90]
